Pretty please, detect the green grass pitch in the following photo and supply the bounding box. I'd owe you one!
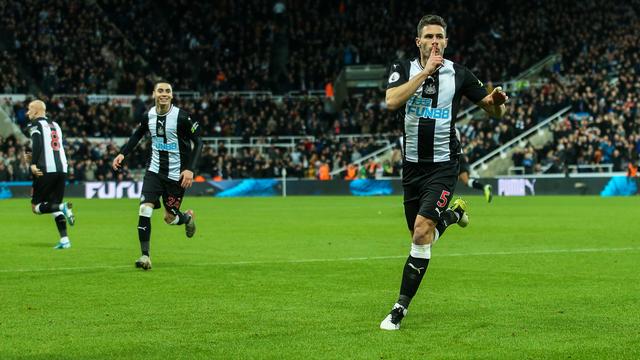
[1,196,639,359]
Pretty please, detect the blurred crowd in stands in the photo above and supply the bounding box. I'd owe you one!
[1,0,575,94]
[1,0,638,180]
[0,131,402,182]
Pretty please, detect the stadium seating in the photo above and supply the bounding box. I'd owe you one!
[1,0,638,179]
[1,0,568,94]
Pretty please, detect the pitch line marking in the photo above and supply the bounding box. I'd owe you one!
[1,247,638,273]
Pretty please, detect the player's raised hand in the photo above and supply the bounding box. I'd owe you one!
[490,86,509,106]
[423,43,444,75]
[30,164,43,177]
[180,170,194,189]
[112,154,124,170]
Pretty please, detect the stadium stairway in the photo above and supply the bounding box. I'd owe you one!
[0,106,27,142]
[456,54,561,126]
[330,142,397,178]
[470,105,571,177]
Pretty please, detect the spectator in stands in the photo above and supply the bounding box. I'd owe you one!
[0,162,10,181]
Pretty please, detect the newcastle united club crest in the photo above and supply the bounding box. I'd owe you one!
[424,76,437,95]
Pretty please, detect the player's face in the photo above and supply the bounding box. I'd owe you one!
[26,103,36,120]
[153,83,173,107]
[416,25,448,57]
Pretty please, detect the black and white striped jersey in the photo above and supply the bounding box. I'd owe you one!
[120,105,203,181]
[29,117,68,173]
[387,58,487,163]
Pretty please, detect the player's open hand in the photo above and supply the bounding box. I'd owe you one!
[112,154,125,170]
[490,86,509,106]
[424,44,444,75]
[180,170,194,189]
[30,164,43,177]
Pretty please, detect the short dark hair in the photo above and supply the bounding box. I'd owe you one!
[417,15,447,37]
[154,80,172,91]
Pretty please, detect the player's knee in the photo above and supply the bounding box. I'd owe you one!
[412,216,437,245]
[139,204,153,218]
[459,173,469,184]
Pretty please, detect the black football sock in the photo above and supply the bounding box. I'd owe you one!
[468,178,485,191]
[138,216,151,256]
[175,211,189,225]
[54,214,68,238]
[398,256,430,308]
[36,202,62,214]
[397,243,431,309]
[435,209,459,238]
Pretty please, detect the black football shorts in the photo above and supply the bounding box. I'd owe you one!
[402,160,459,231]
[140,171,186,215]
[31,173,66,205]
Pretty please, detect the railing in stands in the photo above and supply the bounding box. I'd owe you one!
[509,164,615,175]
[67,134,392,158]
[1,90,327,108]
[329,142,396,176]
[567,164,614,173]
[470,105,572,172]
[212,90,325,101]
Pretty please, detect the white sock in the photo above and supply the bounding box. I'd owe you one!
[60,236,70,244]
[393,303,407,311]
[410,243,431,259]
[467,179,475,189]
[34,204,42,214]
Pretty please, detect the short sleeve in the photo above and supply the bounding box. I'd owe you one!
[386,61,409,90]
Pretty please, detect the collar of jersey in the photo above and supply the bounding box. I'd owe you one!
[156,105,173,116]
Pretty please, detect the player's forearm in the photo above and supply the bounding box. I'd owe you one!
[119,127,145,156]
[386,72,429,111]
[187,138,203,171]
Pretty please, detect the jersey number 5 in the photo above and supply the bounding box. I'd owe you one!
[50,130,60,151]
[437,190,451,208]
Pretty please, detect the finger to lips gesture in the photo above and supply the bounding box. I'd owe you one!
[425,44,444,75]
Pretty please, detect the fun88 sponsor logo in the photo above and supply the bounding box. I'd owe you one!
[153,140,178,151]
[406,96,451,120]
